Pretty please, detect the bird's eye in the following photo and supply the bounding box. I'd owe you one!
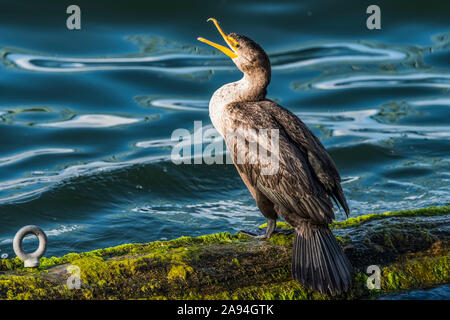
[228,36,240,48]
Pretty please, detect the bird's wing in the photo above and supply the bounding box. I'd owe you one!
[254,100,350,216]
[258,100,350,216]
[223,101,336,226]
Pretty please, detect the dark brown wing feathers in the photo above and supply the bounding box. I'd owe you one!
[224,100,349,227]
[258,100,350,216]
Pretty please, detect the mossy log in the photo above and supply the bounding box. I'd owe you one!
[0,206,449,300]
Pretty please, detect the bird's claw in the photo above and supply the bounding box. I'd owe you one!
[239,229,267,239]
[239,227,294,239]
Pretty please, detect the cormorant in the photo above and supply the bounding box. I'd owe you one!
[198,18,352,295]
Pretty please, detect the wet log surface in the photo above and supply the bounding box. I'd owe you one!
[0,206,448,299]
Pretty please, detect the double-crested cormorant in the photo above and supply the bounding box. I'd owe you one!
[198,18,352,295]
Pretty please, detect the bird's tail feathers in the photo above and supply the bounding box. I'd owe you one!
[292,223,352,295]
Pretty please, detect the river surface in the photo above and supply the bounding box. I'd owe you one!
[0,0,449,299]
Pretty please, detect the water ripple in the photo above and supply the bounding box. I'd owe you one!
[271,42,407,70]
[409,98,450,106]
[0,224,80,244]
[297,108,450,144]
[5,52,226,73]
[39,114,142,128]
[0,148,75,167]
[135,96,209,112]
[4,42,408,74]
[307,73,450,90]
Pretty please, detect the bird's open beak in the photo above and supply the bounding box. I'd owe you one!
[197,18,238,59]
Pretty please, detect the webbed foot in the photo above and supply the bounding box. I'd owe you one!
[239,219,294,239]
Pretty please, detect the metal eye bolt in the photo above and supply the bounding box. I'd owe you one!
[13,225,47,268]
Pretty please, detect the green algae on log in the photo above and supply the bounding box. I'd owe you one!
[0,206,448,299]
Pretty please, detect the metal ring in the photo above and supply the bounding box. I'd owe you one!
[13,225,47,268]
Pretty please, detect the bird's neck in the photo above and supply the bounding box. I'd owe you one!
[242,70,271,101]
[211,69,270,107]
[209,69,270,134]
[209,72,270,136]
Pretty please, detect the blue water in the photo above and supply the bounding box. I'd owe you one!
[0,0,449,297]
[380,285,450,300]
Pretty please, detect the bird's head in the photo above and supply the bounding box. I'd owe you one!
[198,18,270,78]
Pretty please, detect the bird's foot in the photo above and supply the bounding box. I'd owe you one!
[239,219,294,239]
[239,229,268,239]
[239,228,294,239]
